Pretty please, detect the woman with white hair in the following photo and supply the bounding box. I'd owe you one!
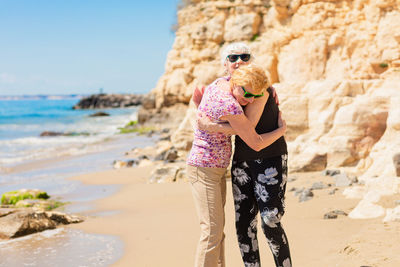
[187,42,292,267]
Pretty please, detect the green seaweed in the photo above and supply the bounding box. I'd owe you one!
[2,192,33,205]
[37,192,50,199]
[118,120,155,135]
[1,190,50,205]
[44,200,65,211]
[379,62,389,68]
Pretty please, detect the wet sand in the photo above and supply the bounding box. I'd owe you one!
[69,166,400,267]
[0,228,123,266]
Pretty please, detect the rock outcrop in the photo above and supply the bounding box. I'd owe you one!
[0,208,83,239]
[73,94,145,109]
[145,0,400,173]
[0,189,84,239]
[140,0,400,220]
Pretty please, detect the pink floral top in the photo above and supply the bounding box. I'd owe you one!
[187,77,243,168]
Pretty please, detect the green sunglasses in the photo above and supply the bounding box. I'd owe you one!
[241,86,264,98]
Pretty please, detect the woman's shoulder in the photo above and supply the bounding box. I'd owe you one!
[214,78,231,93]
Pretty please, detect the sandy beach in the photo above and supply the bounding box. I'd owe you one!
[68,162,400,267]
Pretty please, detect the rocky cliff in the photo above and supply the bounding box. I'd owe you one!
[142,0,400,219]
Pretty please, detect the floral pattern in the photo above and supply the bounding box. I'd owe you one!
[187,77,243,168]
[282,258,292,267]
[257,167,279,185]
[233,184,247,202]
[255,182,269,202]
[231,155,291,267]
[261,207,281,228]
[266,237,280,257]
[232,167,251,185]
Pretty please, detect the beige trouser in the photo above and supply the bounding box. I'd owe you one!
[187,165,227,267]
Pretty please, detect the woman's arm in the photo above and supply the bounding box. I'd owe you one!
[196,114,235,135]
[196,94,267,134]
[196,80,268,134]
[197,91,267,134]
[220,112,286,152]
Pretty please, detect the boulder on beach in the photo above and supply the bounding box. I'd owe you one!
[0,208,83,239]
[0,189,84,239]
[113,159,137,169]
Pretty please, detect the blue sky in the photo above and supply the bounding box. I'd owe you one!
[0,0,178,95]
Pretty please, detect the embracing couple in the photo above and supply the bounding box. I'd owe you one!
[186,42,292,267]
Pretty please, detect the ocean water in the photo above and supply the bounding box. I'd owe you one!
[0,98,138,167]
[0,97,154,266]
[0,97,156,200]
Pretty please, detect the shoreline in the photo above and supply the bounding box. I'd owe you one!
[67,163,400,267]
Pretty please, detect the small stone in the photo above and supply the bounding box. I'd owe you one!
[175,169,187,181]
[146,130,155,137]
[322,169,341,176]
[164,147,178,162]
[288,187,296,192]
[288,177,297,182]
[334,172,352,187]
[294,187,305,196]
[138,155,149,161]
[89,112,109,117]
[395,200,400,206]
[155,146,178,162]
[324,210,347,219]
[126,160,136,167]
[299,189,314,202]
[113,160,136,169]
[351,176,359,184]
[324,213,337,219]
[311,181,328,190]
[158,134,171,141]
[149,166,181,183]
[113,160,126,169]
[328,188,338,195]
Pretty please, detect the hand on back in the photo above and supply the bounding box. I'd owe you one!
[196,112,212,131]
[192,86,205,108]
[270,86,280,105]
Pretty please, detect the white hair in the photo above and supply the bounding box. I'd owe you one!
[220,42,252,65]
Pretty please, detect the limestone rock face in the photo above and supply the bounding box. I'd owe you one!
[277,34,327,84]
[145,0,400,181]
[224,13,261,42]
